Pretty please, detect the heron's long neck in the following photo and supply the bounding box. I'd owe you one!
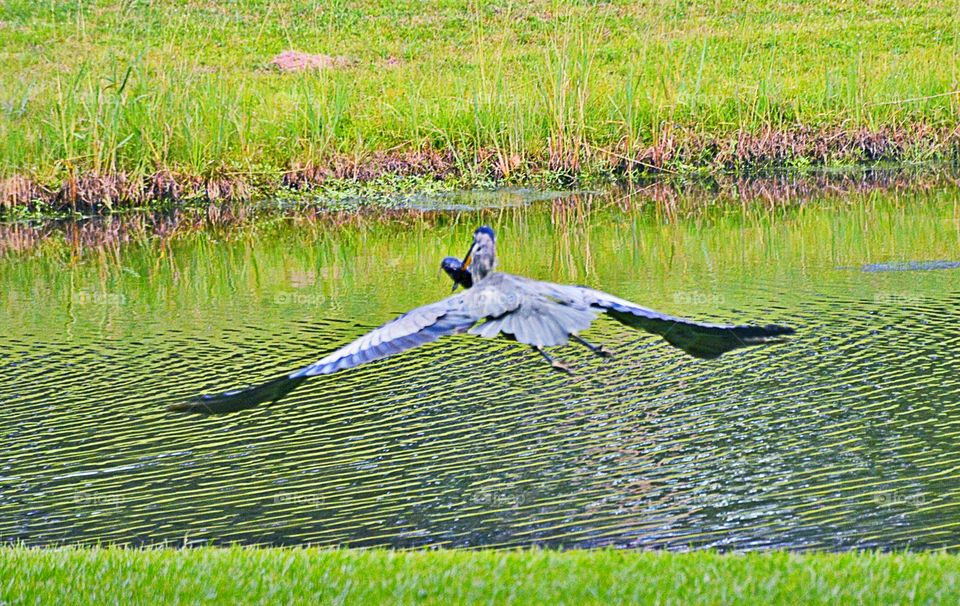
[470,249,496,282]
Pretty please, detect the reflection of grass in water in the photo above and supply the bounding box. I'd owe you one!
[1,186,957,330]
[4,547,960,603]
[1,1,959,189]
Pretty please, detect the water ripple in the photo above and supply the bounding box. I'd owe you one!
[1,193,959,550]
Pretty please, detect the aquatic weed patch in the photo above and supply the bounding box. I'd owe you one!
[2,168,956,257]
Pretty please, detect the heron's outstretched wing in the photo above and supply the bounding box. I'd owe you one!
[170,293,478,414]
[540,282,795,359]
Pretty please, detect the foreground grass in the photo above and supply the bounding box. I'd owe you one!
[2,547,958,604]
[1,0,959,207]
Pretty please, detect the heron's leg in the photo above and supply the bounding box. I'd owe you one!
[533,346,574,374]
[571,334,614,358]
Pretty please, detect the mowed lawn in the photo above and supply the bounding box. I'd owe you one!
[0,0,958,185]
[2,547,959,605]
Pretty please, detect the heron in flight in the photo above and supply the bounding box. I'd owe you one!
[171,226,794,414]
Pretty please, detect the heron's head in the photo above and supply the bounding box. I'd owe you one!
[461,226,496,282]
[440,256,473,291]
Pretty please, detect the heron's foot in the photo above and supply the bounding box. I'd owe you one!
[533,346,575,375]
[551,359,575,375]
[572,335,614,358]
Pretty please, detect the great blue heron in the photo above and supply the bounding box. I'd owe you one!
[171,226,794,414]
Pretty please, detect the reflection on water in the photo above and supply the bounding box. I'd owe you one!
[1,184,959,550]
[854,260,960,272]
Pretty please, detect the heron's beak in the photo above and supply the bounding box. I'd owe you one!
[461,241,475,270]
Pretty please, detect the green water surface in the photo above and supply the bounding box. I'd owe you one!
[1,185,959,549]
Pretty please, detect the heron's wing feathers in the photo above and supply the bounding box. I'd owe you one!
[541,282,795,359]
[296,294,477,377]
[171,293,477,414]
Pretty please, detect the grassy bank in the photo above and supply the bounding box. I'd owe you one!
[2,547,958,604]
[1,1,959,210]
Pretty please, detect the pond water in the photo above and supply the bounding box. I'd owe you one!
[2,180,959,550]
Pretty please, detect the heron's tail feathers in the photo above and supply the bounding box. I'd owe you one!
[169,374,307,414]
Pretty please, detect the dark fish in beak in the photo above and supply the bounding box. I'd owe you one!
[441,256,473,291]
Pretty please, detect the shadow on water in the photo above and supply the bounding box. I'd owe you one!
[1,172,959,550]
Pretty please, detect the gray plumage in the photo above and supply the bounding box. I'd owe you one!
[171,225,794,414]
